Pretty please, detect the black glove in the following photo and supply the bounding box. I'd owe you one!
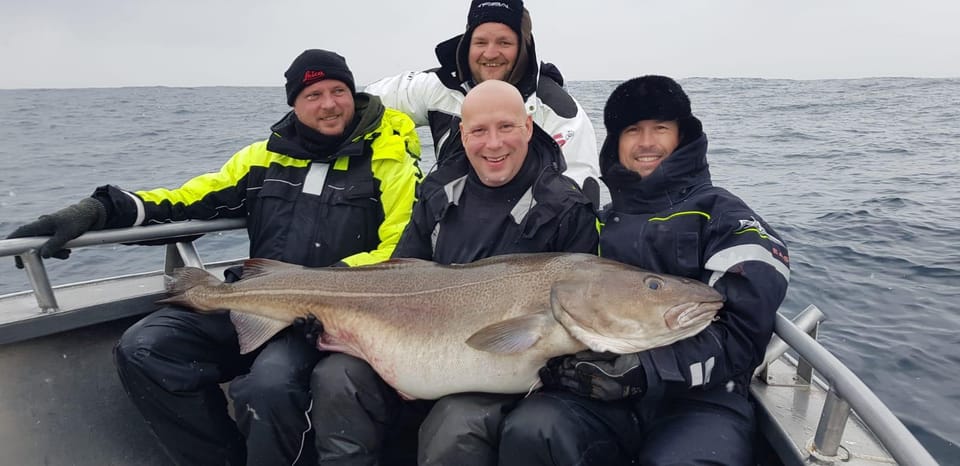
[6,197,107,268]
[290,315,324,347]
[581,176,601,212]
[539,350,647,401]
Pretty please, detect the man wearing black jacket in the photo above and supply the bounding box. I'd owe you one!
[310,79,598,466]
[499,75,791,465]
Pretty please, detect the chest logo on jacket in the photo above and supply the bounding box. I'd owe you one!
[552,130,574,148]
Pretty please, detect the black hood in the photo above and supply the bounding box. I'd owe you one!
[433,11,540,99]
[600,133,712,213]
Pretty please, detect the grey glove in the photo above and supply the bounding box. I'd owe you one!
[539,350,647,401]
[6,197,107,268]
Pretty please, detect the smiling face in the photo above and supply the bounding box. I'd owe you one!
[617,120,681,178]
[293,79,355,136]
[460,80,533,187]
[467,22,520,83]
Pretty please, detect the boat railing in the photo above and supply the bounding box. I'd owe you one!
[0,218,247,313]
[756,306,937,465]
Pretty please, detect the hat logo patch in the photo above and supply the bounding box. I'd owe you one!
[303,70,326,83]
[477,1,512,10]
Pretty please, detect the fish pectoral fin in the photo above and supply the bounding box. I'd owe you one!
[466,311,552,354]
[230,311,289,354]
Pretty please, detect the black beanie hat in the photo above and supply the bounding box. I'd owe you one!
[284,49,356,106]
[603,75,702,142]
[466,0,524,38]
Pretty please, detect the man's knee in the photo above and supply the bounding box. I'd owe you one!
[501,393,576,439]
[114,308,235,392]
[230,366,305,410]
[419,394,514,466]
[638,398,755,466]
[311,353,379,398]
[115,311,169,367]
[423,394,513,437]
[114,311,185,381]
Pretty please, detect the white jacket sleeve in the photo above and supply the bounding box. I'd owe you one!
[535,99,601,187]
[364,72,454,127]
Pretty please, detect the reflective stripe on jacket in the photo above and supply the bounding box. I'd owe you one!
[93,106,421,268]
[599,134,789,398]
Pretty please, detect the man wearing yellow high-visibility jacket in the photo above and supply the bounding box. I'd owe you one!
[8,49,422,466]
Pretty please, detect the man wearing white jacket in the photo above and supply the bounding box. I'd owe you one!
[365,0,600,190]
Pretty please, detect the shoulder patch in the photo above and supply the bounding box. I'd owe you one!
[735,216,786,248]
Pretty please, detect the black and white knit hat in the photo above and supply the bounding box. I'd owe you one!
[466,0,524,38]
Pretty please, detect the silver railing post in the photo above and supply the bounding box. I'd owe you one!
[19,249,60,313]
[164,241,205,275]
[164,243,185,276]
[773,312,938,465]
[176,241,205,269]
[796,320,818,383]
[813,388,852,458]
[755,305,826,382]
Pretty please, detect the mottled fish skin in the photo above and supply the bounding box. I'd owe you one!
[160,253,724,400]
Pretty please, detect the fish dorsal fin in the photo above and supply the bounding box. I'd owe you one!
[242,258,304,280]
[230,311,289,354]
[466,310,552,354]
[382,257,433,266]
[354,257,436,271]
[166,267,221,296]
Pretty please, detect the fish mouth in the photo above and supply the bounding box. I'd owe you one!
[664,301,723,330]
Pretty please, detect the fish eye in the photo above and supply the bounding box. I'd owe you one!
[644,276,665,291]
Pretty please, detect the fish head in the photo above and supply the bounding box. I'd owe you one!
[550,260,724,354]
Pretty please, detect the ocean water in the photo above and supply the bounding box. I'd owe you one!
[1,78,958,463]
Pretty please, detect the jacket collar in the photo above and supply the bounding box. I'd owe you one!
[267,93,385,162]
[601,133,712,213]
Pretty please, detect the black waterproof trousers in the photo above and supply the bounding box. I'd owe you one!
[311,354,517,466]
[499,390,756,466]
[114,305,322,466]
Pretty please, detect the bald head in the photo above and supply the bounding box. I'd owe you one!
[462,80,526,123]
[460,80,534,187]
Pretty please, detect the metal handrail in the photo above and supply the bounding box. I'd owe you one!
[1,218,246,312]
[756,305,824,378]
[773,312,938,465]
[0,218,247,258]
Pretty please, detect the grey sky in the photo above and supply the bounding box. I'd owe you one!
[2,0,958,89]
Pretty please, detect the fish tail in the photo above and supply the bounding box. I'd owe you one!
[156,267,224,311]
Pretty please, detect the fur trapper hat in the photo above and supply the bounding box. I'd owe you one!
[603,75,703,144]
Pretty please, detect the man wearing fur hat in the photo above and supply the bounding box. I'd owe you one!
[365,0,600,192]
[498,76,792,465]
[6,49,430,465]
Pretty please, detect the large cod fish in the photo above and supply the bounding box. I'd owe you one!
[160,253,723,400]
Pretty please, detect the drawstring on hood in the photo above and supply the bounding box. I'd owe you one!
[601,133,712,214]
